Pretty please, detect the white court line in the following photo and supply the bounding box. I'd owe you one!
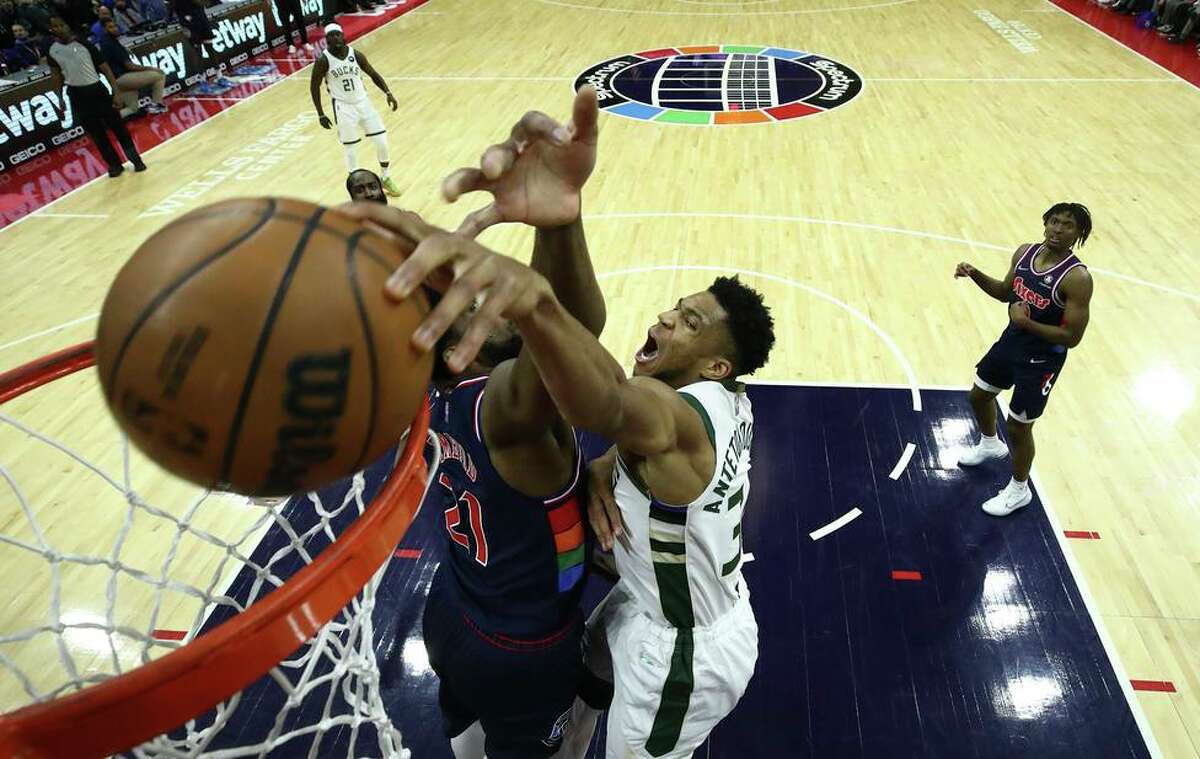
[749,378,966,392]
[529,0,916,15]
[596,264,924,412]
[889,442,916,480]
[0,0,437,234]
[996,395,1164,759]
[1046,0,1196,90]
[583,212,1200,304]
[381,75,570,82]
[808,508,863,540]
[29,212,110,219]
[0,313,99,353]
[871,77,1178,82]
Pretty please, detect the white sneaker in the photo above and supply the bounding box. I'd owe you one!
[982,481,1032,517]
[957,437,1008,467]
[288,44,298,54]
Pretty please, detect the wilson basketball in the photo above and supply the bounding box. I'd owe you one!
[95,197,432,497]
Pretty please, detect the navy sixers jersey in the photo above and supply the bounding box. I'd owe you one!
[428,376,587,638]
[1003,242,1086,357]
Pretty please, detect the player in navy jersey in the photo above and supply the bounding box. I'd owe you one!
[954,203,1094,516]
[412,87,607,759]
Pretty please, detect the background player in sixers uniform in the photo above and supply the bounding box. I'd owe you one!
[954,202,1094,516]
[414,87,607,759]
[309,24,401,197]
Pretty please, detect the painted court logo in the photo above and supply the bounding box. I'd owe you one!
[576,45,862,126]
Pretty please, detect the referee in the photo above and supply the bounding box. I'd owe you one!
[46,14,145,177]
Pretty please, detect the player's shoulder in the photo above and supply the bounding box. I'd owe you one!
[1061,261,1093,291]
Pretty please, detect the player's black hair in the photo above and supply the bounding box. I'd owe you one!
[1043,202,1092,247]
[345,168,382,199]
[706,276,775,377]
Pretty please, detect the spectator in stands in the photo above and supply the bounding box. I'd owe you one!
[346,168,386,204]
[109,0,140,31]
[50,0,96,33]
[4,21,48,68]
[97,16,166,115]
[137,0,163,21]
[1154,0,1194,32]
[276,0,313,56]
[14,0,52,34]
[45,13,145,176]
[0,0,17,48]
[87,2,109,38]
[1166,0,1200,44]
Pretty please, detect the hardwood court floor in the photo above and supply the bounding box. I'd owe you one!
[1,0,1197,754]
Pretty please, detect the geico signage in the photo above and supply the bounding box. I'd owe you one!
[0,87,74,145]
[8,140,46,164]
[201,12,267,57]
[52,124,85,145]
[230,51,249,65]
[129,41,188,80]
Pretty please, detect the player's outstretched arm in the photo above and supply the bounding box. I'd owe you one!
[956,245,1024,302]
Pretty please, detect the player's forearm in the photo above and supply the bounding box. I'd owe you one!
[970,270,1008,301]
[310,85,323,115]
[514,289,628,439]
[1014,318,1080,348]
[530,216,606,337]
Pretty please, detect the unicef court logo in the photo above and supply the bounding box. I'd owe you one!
[576,45,862,126]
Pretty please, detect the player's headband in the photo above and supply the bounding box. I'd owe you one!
[324,23,343,34]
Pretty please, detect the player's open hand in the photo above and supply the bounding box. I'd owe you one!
[954,262,976,278]
[318,114,332,129]
[340,202,551,372]
[442,86,600,238]
[586,452,624,552]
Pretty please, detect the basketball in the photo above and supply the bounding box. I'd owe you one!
[94,197,432,497]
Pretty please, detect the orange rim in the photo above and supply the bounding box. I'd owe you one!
[0,341,431,759]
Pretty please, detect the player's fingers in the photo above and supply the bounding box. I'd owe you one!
[455,203,504,239]
[385,231,465,301]
[446,265,513,371]
[410,256,494,352]
[339,202,435,244]
[511,110,567,148]
[568,85,600,143]
[587,491,613,550]
[442,167,492,203]
[602,494,624,539]
[480,142,518,181]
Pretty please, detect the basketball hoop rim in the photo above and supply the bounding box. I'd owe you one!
[0,341,434,759]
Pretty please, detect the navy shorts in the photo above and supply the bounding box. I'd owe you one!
[974,338,1065,423]
[422,571,585,758]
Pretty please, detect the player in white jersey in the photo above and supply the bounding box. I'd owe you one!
[309,24,401,197]
[343,207,777,758]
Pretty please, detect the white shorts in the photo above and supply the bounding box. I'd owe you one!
[331,97,385,144]
[587,582,758,759]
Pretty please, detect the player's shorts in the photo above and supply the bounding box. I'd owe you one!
[330,97,385,145]
[974,337,1066,423]
[421,569,585,758]
[589,582,758,759]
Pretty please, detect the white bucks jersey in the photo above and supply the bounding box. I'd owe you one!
[612,380,753,627]
[324,48,366,103]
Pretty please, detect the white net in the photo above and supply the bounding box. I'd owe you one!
[0,358,436,757]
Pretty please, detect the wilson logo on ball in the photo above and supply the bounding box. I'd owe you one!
[576,45,863,126]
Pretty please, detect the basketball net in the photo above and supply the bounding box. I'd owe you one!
[0,343,438,758]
